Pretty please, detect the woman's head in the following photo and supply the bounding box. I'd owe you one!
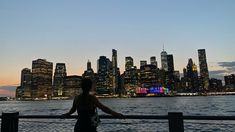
[81,78,93,94]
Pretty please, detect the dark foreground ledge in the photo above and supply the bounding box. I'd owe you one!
[1,112,235,132]
[1,114,235,120]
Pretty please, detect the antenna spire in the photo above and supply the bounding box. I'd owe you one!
[163,42,165,51]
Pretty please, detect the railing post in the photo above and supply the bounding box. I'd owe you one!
[168,112,184,132]
[1,112,19,132]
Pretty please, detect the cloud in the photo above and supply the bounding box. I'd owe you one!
[209,70,226,80]
[210,70,227,75]
[0,86,16,97]
[218,61,235,73]
[218,61,235,67]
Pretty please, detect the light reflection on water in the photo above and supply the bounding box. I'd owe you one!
[1,95,235,131]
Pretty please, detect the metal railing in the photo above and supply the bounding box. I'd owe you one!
[1,112,235,132]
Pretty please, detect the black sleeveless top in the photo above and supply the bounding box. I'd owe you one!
[74,95,96,132]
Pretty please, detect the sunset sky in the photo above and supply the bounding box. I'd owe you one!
[1,0,235,96]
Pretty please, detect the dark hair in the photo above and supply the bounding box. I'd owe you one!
[81,78,92,93]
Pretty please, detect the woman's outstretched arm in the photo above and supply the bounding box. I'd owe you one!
[93,96,124,119]
[62,96,78,116]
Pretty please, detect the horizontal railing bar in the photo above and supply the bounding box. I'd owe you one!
[1,115,235,120]
[0,115,168,119]
[184,116,235,120]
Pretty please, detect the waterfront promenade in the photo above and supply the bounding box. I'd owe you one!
[1,112,235,132]
[1,96,235,131]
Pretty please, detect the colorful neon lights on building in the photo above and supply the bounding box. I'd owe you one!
[136,86,169,94]
[135,88,148,94]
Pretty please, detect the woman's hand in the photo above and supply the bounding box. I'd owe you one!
[114,113,125,119]
[61,113,70,118]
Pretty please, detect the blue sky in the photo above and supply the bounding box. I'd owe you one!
[1,0,235,96]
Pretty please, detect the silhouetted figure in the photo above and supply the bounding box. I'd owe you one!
[62,78,124,132]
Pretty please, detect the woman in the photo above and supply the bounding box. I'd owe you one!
[62,78,124,132]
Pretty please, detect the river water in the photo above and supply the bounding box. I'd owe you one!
[1,95,235,132]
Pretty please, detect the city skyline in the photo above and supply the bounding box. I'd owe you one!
[1,0,235,96]
[3,48,235,97]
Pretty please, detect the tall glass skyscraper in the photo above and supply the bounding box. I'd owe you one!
[83,60,95,78]
[125,56,134,71]
[150,56,158,68]
[186,58,199,92]
[20,68,32,98]
[161,50,168,71]
[32,59,53,98]
[53,63,67,97]
[167,54,174,72]
[83,60,96,93]
[112,49,118,94]
[21,68,31,87]
[140,60,147,67]
[97,56,112,95]
[167,54,174,84]
[198,49,209,91]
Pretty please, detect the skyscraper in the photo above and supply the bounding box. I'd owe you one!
[125,56,134,71]
[186,58,199,92]
[124,57,138,95]
[161,50,168,71]
[198,49,209,91]
[183,68,187,78]
[63,75,82,97]
[224,74,235,87]
[150,56,158,68]
[166,54,174,87]
[53,63,67,97]
[21,68,32,87]
[112,49,118,94]
[97,56,111,74]
[31,59,53,98]
[166,54,174,91]
[87,60,91,70]
[192,63,198,78]
[187,58,194,79]
[167,54,174,72]
[20,68,32,98]
[83,60,95,78]
[140,60,147,67]
[83,60,96,93]
[139,64,158,88]
[97,56,112,95]
[123,66,138,86]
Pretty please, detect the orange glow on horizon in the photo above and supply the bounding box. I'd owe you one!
[0,77,20,86]
[0,89,15,97]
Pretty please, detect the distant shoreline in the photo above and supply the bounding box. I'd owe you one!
[2,92,235,101]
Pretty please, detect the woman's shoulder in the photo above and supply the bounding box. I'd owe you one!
[88,94,98,101]
[88,94,97,99]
